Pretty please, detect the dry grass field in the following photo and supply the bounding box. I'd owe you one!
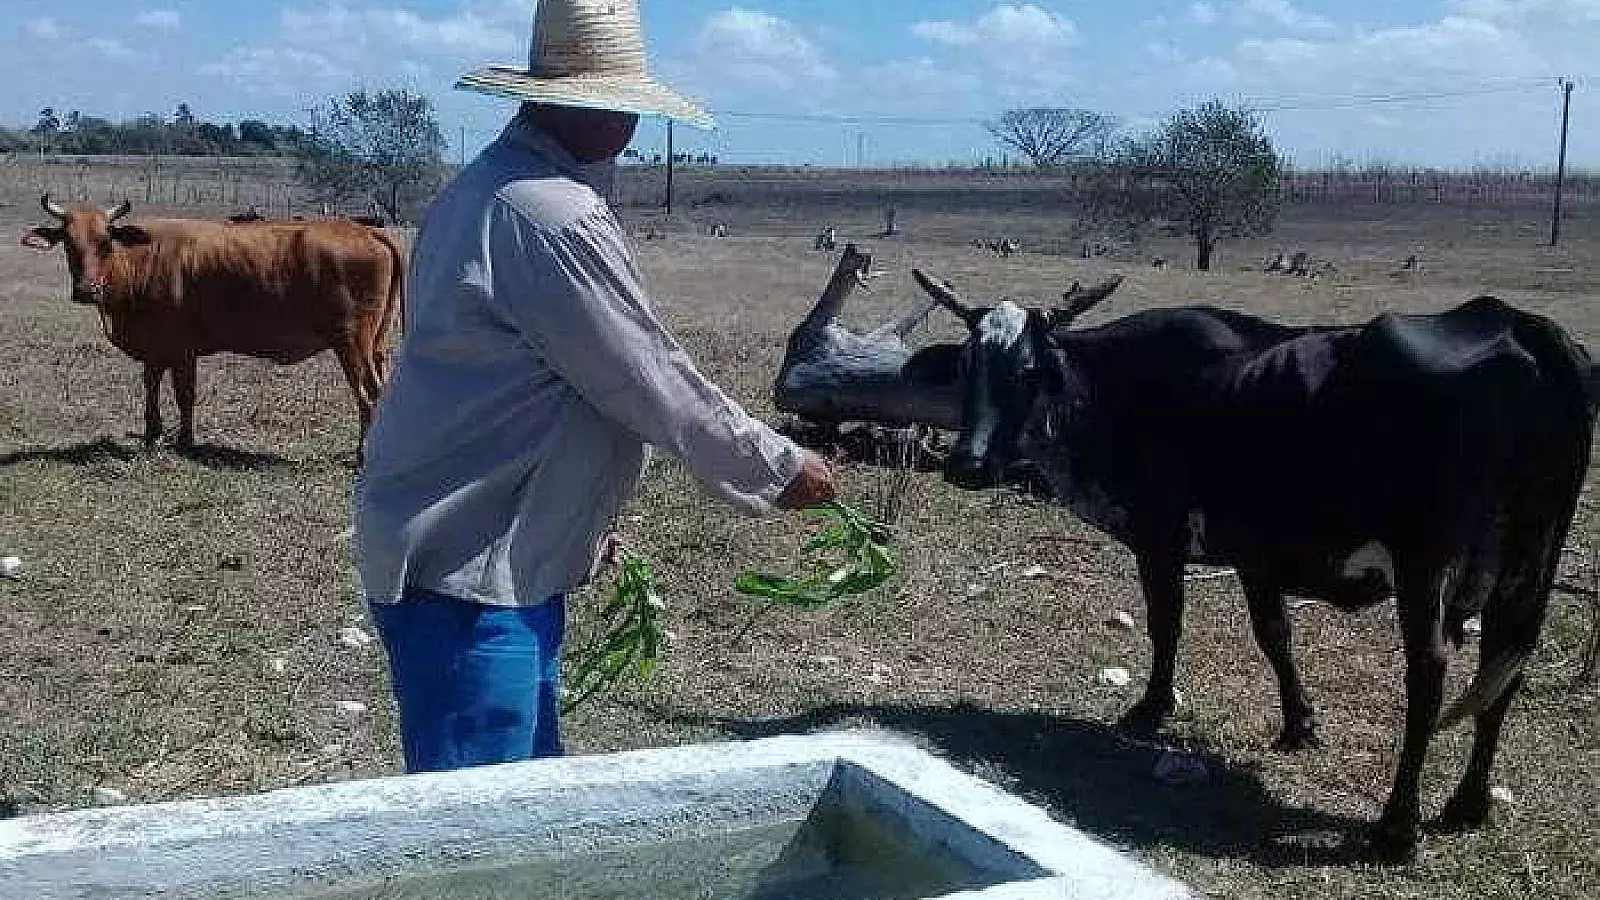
[0,169,1597,899]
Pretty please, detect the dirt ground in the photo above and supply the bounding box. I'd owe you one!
[0,183,1597,899]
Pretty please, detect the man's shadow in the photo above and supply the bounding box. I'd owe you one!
[0,436,293,472]
[654,700,1369,868]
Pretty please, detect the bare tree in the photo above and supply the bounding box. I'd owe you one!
[299,89,447,224]
[986,108,1114,168]
[1120,101,1282,271]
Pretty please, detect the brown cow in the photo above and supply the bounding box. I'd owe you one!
[21,195,403,459]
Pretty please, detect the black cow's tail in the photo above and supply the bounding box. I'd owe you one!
[1438,310,1596,730]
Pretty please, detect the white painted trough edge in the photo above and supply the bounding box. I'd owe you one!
[0,728,1193,900]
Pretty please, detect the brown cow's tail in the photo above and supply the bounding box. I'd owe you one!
[1438,309,1597,731]
[375,228,406,349]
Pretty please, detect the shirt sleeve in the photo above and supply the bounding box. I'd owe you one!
[487,197,803,515]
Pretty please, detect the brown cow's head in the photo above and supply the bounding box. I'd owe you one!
[22,195,146,305]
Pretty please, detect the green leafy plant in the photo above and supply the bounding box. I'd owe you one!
[561,553,667,715]
[735,502,897,609]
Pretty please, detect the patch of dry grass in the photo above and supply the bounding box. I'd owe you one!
[0,187,1597,899]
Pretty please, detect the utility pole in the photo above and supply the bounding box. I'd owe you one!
[459,125,467,168]
[664,119,675,216]
[857,132,865,168]
[1551,77,1575,247]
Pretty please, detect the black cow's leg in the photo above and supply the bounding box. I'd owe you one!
[1369,560,1450,863]
[141,363,166,447]
[1239,571,1320,750]
[1123,550,1185,731]
[1439,527,1555,831]
[171,357,197,450]
[1436,669,1521,832]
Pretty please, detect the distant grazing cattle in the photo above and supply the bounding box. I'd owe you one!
[814,226,838,252]
[912,269,1597,861]
[22,196,404,460]
[228,207,265,223]
[708,222,729,238]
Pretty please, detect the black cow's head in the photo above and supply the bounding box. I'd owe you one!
[913,271,1121,490]
[21,195,144,305]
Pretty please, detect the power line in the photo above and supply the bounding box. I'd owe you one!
[718,110,985,126]
[1250,80,1553,112]
[713,79,1573,127]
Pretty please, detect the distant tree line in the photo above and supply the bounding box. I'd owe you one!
[0,103,316,156]
[621,148,720,166]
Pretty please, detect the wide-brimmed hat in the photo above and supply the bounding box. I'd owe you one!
[456,0,713,129]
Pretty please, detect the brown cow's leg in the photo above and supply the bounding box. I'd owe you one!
[1368,559,1450,863]
[171,357,197,450]
[1239,571,1320,750]
[142,364,166,448]
[1122,550,1185,733]
[331,339,377,465]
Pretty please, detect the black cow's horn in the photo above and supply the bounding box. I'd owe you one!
[41,194,67,221]
[912,269,975,319]
[106,200,133,223]
[1052,275,1126,327]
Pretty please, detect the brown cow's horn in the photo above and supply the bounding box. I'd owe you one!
[106,200,133,223]
[912,269,974,319]
[41,194,67,221]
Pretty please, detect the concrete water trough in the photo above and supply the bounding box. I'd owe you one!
[0,730,1191,900]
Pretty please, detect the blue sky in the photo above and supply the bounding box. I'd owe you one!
[5,1,1597,168]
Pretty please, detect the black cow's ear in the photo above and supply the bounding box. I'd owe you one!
[21,226,63,250]
[110,225,152,246]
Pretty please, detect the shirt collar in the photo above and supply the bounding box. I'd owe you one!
[497,114,619,199]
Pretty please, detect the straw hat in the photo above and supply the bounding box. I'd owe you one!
[456,0,713,129]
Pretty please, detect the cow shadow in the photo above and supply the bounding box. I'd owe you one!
[0,437,141,468]
[171,441,295,472]
[0,437,293,473]
[651,700,1369,868]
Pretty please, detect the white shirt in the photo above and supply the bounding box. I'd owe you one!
[354,117,802,606]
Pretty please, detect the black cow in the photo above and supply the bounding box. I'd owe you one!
[914,270,1596,861]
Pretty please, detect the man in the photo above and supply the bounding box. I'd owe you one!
[354,0,836,774]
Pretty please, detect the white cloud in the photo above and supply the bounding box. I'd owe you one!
[1146,3,1597,166]
[1146,42,1184,63]
[913,4,1079,53]
[688,9,836,91]
[135,9,183,33]
[910,3,1079,94]
[1448,0,1600,24]
[202,1,536,97]
[1238,0,1334,32]
[856,56,986,114]
[1191,0,1335,33]
[23,18,64,41]
[201,45,352,97]
[86,37,144,63]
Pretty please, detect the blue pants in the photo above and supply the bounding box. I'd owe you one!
[369,587,565,774]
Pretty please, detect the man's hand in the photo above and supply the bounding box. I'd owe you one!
[776,451,838,511]
[599,531,626,567]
